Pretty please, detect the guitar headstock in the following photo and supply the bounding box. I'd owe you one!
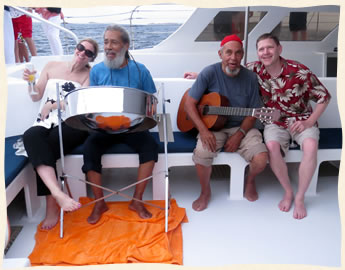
[253,107,281,124]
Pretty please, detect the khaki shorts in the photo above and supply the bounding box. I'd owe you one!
[192,127,267,167]
[263,123,319,156]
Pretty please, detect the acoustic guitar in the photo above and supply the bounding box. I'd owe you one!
[177,89,281,132]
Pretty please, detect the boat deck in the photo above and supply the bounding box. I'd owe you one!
[5,162,341,267]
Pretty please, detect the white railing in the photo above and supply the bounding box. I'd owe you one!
[10,6,79,45]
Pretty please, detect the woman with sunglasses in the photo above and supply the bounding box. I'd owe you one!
[22,38,99,230]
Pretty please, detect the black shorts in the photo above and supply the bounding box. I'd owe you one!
[289,12,307,31]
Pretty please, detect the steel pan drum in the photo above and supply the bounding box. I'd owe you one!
[64,86,158,133]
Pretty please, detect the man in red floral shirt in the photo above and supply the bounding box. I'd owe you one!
[246,33,331,219]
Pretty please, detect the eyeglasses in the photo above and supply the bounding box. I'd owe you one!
[76,43,95,59]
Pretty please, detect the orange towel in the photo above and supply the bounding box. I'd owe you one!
[29,198,188,266]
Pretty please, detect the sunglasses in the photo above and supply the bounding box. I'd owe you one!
[76,43,95,59]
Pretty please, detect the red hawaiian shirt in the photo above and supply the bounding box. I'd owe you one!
[246,57,331,128]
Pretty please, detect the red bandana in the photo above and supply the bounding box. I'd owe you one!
[220,34,243,47]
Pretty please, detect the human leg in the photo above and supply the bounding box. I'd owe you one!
[293,134,319,219]
[244,152,267,201]
[264,124,294,211]
[291,31,299,41]
[86,170,109,224]
[45,16,63,55]
[41,195,59,230]
[45,122,89,202]
[235,128,268,201]
[289,12,307,41]
[23,125,86,229]
[123,131,158,218]
[266,141,294,211]
[14,39,20,63]
[18,40,29,62]
[23,125,85,203]
[300,30,307,41]
[24,37,37,56]
[21,16,37,56]
[293,142,317,219]
[82,132,115,224]
[193,164,212,211]
[36,164,81,211]
[13,16,29,62]
[129,161,155,218]
[12,18,20,63]
[192,130,227,211]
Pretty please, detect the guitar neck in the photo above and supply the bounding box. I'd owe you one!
[203,106,254,117]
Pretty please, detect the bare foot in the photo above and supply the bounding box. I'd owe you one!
[192,192,211,211]
[87,201,109,224]
[129,200,152,219]
[244,180,258,202]
[41,196,59,230]
[53,191,81,212]
[293,198,307,219]
[278,192,293,212]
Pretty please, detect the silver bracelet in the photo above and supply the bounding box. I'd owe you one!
[238,128,247,136]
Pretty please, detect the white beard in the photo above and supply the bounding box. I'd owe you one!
[225,66,240,77]
[104,47,127,69]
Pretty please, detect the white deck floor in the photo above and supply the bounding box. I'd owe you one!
[5,162,341,267]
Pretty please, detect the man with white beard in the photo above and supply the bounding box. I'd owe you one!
[184,34,268,211]
[82,25,159,224]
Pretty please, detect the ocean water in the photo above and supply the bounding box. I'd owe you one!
[32,23,181,56]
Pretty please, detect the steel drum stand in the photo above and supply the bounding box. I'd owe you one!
[56,83,172,238]
[159,82,172,233]
[56,83,66,238]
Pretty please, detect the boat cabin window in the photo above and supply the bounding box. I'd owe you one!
[271,11,339,41]
[196,11,267,41]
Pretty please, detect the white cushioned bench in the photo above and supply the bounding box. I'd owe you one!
[151,78,341,199]
[5,77,340,209]
[61,77,340,201]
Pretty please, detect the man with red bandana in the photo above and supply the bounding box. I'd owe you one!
[246,33,331,219]
[184,34,268,211]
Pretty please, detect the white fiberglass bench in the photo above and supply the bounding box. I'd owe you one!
[5,77,340,212]
[62,77,340,201]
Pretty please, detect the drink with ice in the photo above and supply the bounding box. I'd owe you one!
[28,74,35,83]
[26,63,38,95]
